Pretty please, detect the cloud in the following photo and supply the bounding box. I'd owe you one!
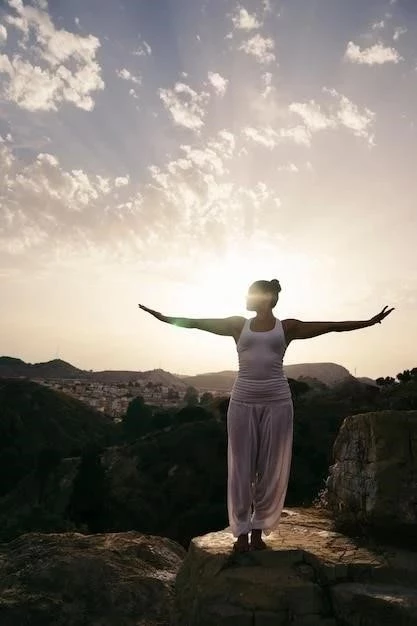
[0,24,7,45]
[0,143,138,258]
[133,41,152,56]
[243,126,279,149]
[262,0,272,13]
[149,131,235,206]
[0,0,104,111]
[289,100,336,132]
[147,130,280,244]
[286,90,375,145]
[344,41,402,65]
[278,125,312,146]
[243,120,313,149]
[321,88,375,142]
[239,34,275,64]
[159,82,210,131]
[371,20,385,31]
[116,68,141,85]
[245,88,375,150]
[231,7,261,30]
[303,91,373,139]
[393,27,407,41]
[277,163,299,173]
[207,71,228,96]
[0,127,283,266]
[116,68,141,100]
[243,124,312,148]
[259,72,271,96]
[330,91,375,141]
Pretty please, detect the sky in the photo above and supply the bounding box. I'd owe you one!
[0,0,416,379]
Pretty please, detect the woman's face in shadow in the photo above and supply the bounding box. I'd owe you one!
[245,287,271,311]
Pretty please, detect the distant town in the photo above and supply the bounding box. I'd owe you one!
[33,377,224,420]
[2,356,374,422]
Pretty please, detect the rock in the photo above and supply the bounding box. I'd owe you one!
[325,411,417,543]
[201,603,253,626]
[0,530,186,625]
[174,506,417,625]
[331,582,417,625]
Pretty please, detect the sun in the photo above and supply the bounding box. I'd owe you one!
[176,247,281,318]
[172,239,322,320]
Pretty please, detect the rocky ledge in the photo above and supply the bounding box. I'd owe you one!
[174,506,417,626]
[0,530,186,625]
[325,410,417,542]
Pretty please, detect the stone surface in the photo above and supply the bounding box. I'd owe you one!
[331,581,417,626]
[253,611,287,626]
[325,411,417,540]
[0,530,185,625]
[174,506,417,625]
[200,604,253,626]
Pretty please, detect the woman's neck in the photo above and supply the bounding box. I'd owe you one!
[255,311,275,322]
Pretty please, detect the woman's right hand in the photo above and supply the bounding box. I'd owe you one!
[138,304,166,322]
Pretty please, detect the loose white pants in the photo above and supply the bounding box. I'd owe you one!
[227,398,294,537]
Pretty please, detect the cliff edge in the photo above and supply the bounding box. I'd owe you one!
[175,506,417,625]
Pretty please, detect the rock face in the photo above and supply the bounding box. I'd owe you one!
[174,507,417,626]
[325,411,417,541]
[0,530,186,625]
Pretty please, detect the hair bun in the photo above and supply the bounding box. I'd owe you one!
[270,279,281,291]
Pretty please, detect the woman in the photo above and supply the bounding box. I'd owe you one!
[138,280,394,552]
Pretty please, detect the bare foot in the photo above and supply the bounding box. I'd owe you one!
[233,534,249,553]
[250,529,267,550]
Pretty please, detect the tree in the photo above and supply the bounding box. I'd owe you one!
[175,405,212,424]
[199,392,214,406]
[152,410,174,430]
[397,369,412,383]
[184,386,199,406]
[288,378,312,399]
[122,395,153,440]
[376,376,395,386]
[211,396,230,422]
[35,448,62,503]
[0,446,32,497]
[167,387,180,400]
[66,443,109,532]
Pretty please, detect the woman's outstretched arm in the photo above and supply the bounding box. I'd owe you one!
[285,305,395,340]
[138,304,245,336]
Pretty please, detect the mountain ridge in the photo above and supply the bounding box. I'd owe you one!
[0,356,375,388]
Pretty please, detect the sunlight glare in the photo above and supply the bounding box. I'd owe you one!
[174,246,288,317]
[173,241,331,319]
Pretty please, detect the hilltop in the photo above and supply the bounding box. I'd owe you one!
[179,362,361,390]
[0,378,117,498]
[0,357,189,388]
[0,356,372,389]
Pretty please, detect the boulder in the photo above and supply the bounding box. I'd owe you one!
[0,530,185,625]
[174,506,417,626]
[325,411,417,542]
[331,581,417,626]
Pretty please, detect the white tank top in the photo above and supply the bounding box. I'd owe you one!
[230,317,292,404]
